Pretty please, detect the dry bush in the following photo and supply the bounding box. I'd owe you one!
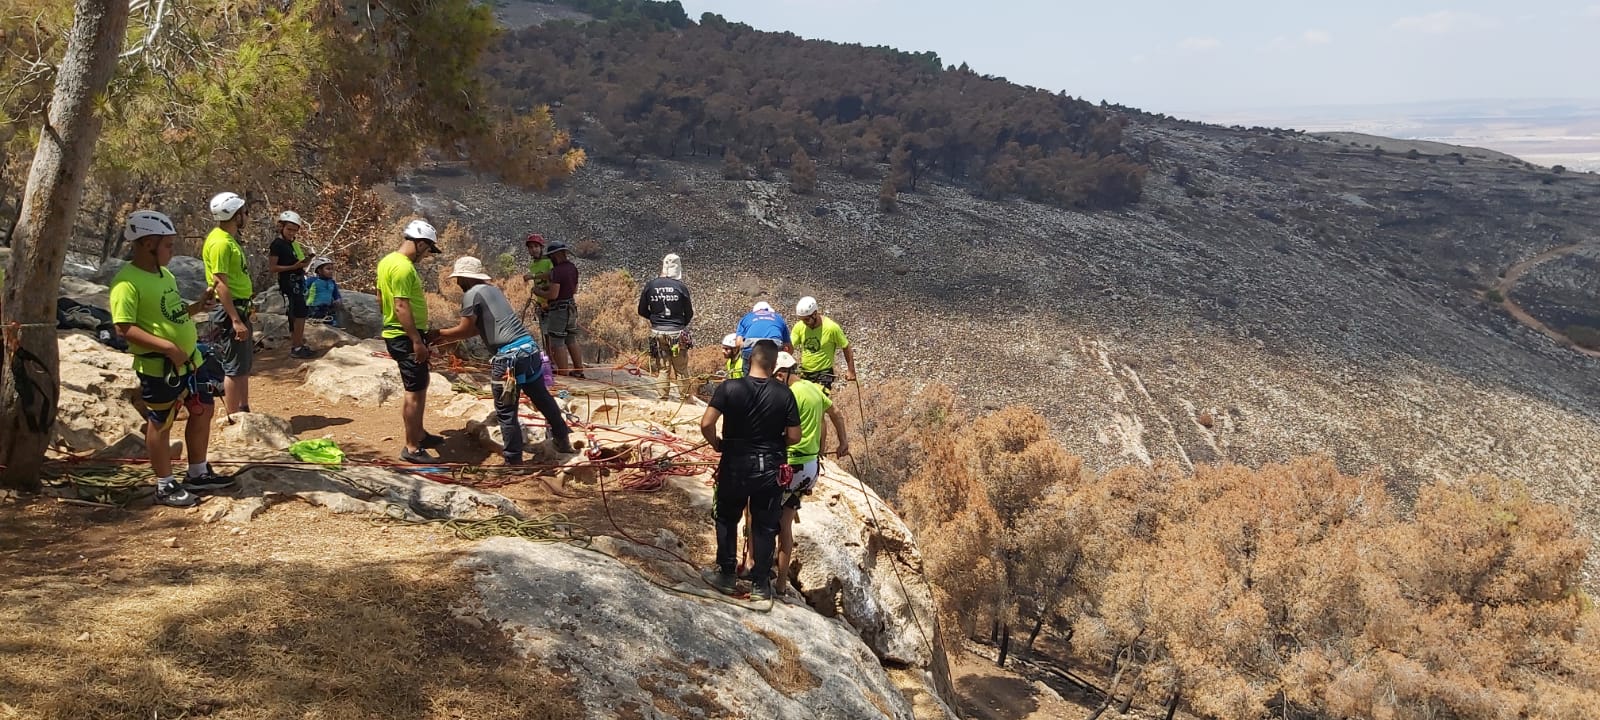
[575,269,648,362]
[835,379,959,501]
[573,237,603,258]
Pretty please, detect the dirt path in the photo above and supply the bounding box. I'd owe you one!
[1486,241,1600,359]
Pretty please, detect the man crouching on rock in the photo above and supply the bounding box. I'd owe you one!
[699,340,800,601]
[111,211,236,507]
[434,256,575,463]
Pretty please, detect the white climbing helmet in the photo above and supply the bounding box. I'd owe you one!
[276,210,303,227]
[123,210,177,242]
[209,191,246,221]
[403,219,438,243]
[721,333,739,348]
[795,296,819,318]
[752,301,772,313]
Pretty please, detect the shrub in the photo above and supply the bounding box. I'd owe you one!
[877,176,898,213]
[721,149,745,180]
[789,149,817,194]
[575,269,648,362]
[1553,164,1567,174]
[1406,148,1421,160]
[1485,288,1505,303]
[573,238,603,258]
[1565,325,1600,350]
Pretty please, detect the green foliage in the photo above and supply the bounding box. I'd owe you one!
[1564,325,1600,349]
[550,0,690,28]
[493,252,520,278]
[1486,288,1506,303]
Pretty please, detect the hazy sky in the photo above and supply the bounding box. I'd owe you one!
[676,1,1598,117]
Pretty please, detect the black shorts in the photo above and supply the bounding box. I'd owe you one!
[385,335,431,392]
[802,369,836,392]
[282,281,308,319]
[137,371,214,428]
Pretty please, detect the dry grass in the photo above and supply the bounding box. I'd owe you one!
[0,502,581,720]
[747,624,820,695]
[572,238,603,258]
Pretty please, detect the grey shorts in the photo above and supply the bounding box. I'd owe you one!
[542,301,580,339]
[209,304,254,377]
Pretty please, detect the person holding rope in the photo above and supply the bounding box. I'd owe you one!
[520,233,553,345]
[435,256,576,463]
[203,191,256,414]
[267,210,315,359]
[720,333,744,380]
[110,211,235,507]
[535,240,586,378]
[771,351,848,595]
[700,339,801,602]
[378,219,445,463]
[637,253,694,400]
[790,296,857,393]
[733,301,789,375]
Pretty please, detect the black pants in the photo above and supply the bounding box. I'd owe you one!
[489,345,569,460]
[714,453,784,583]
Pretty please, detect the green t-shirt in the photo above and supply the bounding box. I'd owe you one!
[529,256,554,307]
[377,251,427,338]
[109,263,200,377]
[788,378,833,465]
[724,356,744,380]
[791,316,849,374]
[202,227,253,300]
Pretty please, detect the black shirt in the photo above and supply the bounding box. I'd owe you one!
[710,376,799,458]
[268,235,306,294]
[637,276,693,332]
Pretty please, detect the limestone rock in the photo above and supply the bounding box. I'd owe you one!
[301,340,452,408]
[469,538,943,720]
[59,276,109,308]
[338,291,382,339]
[54,332,144,453]
[213,413,298,460]
[253,311,361,351]
[228,464,520,520]
[93,255,207,299]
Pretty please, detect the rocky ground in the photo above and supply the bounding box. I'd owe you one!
[391,117,1600,582]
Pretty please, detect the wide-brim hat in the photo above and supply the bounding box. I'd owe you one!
[448,256,492,281]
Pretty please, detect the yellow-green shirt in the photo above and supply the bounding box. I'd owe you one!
[109,263,200,376]
[791,316,849,374]
[377,251,427,338]
[529,256,554,308]
[724,356,745,380]
[202,227,253,301]
[788,378,832,465]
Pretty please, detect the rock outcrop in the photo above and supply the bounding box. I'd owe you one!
[301,340,453,407]
[92,255,208,299]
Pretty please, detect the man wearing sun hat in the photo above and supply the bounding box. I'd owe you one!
[436,256,575,462]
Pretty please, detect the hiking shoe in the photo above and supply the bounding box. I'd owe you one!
[552,436,576,454]
[155,484,200,508]
[749,579,776,602]
[184,471,236,491]
[290,345,316,359]
[502,453,524,467]
[419,432,446,450]
[702,568,740,595]
[400,447,437,464]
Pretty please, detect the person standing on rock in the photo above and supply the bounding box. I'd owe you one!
[790,296,856,393]
[771,351,849,594]
[378,220,445,463]
[267,210,315,359]
[520,233,554,338]
[733,301,789,375]
[535,240,585,378]
[110,211,235,507]
[203,191,256,415]
[435,256,576,463]
[700,339,801,601]
[637,253,694,400]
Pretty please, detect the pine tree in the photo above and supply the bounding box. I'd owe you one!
[721,148,745,180]
[877,175,897,213]
[789,148,816,194]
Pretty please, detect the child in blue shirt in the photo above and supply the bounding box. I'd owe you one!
[305,257,343,327]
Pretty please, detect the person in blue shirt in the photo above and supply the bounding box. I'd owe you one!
[734,301,790,375]
[305,257,343,327]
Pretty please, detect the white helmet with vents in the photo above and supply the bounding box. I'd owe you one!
[277,210,303,226]
[209,192,245,221]
[124,210,177,242]
[795,296,818,317]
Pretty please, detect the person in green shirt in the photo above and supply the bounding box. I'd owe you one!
[203,191,256,414]
[378,219,444,463]
[521,232,554,322]
[720,333,744,380]
[790,295,858,393]
[771,351,849,595]
[110,211,235,507]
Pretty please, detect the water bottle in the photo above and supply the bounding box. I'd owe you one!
[541,351,554,388]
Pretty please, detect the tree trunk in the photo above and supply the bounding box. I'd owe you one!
[1163,689,1181,720]
[0,0,131,491]
[1026,554,1079,653]
[996,623,1011,668]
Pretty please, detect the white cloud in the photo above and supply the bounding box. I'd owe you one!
[1302,29,1333,46]
[1585,5,1600,18]
[1391,10,1500,34]
[1178,36,1222,52]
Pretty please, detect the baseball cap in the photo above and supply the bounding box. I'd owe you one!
[448,256,492,281]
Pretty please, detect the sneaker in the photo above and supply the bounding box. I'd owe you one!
[184,471,236,491]
[400,447,437,464]
[749,579,776,601]
[155,484,200,508]
[502,453,524,466]
[552,436,576,454]
[290,345,316,359]
[701,568,740,595]
[419,433,446,450]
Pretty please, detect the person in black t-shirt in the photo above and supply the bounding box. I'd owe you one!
[636,253,694,400]
[267,210,315,358]
[699,339,800,601]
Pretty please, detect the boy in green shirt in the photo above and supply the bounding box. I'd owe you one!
[203,191,255,414]
[110,211,234,507]
[771,351,849,595]
[378,219,444,463]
